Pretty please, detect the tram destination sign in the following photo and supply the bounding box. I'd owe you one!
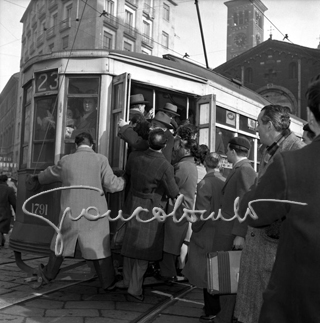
[35,69,59,94]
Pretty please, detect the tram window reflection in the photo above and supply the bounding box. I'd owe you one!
[68,78,99,94]
[34,97,57,140]
[33,97,56,165]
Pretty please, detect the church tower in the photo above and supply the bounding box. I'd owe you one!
[225,0,267,61]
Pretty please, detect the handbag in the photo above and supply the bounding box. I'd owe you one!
[111,221,127,250]
[207,250,242,295]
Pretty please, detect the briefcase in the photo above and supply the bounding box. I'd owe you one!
[207,250,242,295]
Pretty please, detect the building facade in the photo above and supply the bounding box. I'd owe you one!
[214,39,320,121]
[225,0,267,61]
[0,73,20,177]
[20,0,177,64]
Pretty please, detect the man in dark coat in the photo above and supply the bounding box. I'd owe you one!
[118,128,179,301]
[0,175,16,247]
[237,78,320,323]
[213,137,257,323]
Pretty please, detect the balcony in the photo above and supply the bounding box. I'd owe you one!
[37,33,45,47]
[125,0,137,6]
[142,34,154,48]
[124,24,137,39]
[46,26,56,40]
[60,17,71,32]
[103,13,119,29]
[143,3,155,19]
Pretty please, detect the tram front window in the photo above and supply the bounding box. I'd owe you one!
[32,96,57,165]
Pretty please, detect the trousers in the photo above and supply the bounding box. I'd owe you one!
[122,256,148,296]
[43,251,115,289]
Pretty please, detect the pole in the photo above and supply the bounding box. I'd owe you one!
[195,0,209,68]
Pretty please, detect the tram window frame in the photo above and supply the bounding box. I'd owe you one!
[216,106,237,128]
[32,95,57,167]
[63,76,100,156]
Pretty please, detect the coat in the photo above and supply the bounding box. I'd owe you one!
[234,132,305,323]
[239,136,320,323]
[218,158,257,250]
[182,171,224,288]
[121,149,179,261]
[163,155,198,255]
[38,146,125,259]
[0,182,16,234]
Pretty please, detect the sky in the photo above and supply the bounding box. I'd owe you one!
[0,0,320,92]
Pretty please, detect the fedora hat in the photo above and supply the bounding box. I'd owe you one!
[159,102,180,116]
[130,94,149,106]
[152,111,173,129]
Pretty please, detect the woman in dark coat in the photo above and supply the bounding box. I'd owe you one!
[160,136,199,279]
[119,129,179,300]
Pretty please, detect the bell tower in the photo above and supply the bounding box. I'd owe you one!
[225,0,267,61]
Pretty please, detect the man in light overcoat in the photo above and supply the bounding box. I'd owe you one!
[35,132,125,290]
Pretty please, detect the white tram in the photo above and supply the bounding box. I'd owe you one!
[10,50,304,271]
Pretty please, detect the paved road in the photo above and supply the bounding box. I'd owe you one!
[0,234,204,323]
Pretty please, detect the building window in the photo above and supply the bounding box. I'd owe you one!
[125,9,133,26]
[103,31,113,49]
[289,62,297,79]
[124,41,132,51]
[245,67,253,83]
[143,20,151,37]
[51,12,58,28]
[163,3,170,21]
[62,35,69,49]
[105,0,115,15]
[162,31,169,48]
[49,43,54,52]
[233,10,249,26]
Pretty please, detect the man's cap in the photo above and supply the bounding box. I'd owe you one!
[130,94,149,106]
[229,136,251,151]
[158,102,180,116]
[152,111,173,129]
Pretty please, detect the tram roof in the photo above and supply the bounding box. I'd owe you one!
[109,50,270,106]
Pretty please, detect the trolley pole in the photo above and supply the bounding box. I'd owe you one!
[195,0,209,69]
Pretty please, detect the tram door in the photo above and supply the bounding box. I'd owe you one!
[107,73,131,229]
[196,94,217,152]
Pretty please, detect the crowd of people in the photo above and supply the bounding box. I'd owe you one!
[2,77,320,323]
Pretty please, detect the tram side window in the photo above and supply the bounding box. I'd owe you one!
[33,96,57,164]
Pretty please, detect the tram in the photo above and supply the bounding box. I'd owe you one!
[9,49,304,273]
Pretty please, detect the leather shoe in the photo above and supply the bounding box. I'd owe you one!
[104,280,117,291]
[199,314,216,323]
[127,292,144,302]
[115,280,129,289]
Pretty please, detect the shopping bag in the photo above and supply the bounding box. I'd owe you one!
[207,250,242,295]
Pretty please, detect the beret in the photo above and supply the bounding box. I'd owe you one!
[229,136,251,151]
